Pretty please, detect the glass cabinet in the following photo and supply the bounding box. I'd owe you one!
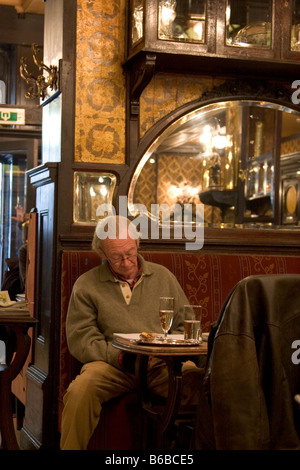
[157,0,206,43]
[127,0,214,58]
[126,0,300,63]
[130,0,207,46]
[225,0,272,49]
[291,0,300,51]
[131,0,144,47]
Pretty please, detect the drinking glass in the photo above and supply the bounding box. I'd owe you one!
[184,305,202,343]
[159,297,175,341]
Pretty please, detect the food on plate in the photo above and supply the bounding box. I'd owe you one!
[140,332,157,340]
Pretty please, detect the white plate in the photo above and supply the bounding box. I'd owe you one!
[114,333,202,346]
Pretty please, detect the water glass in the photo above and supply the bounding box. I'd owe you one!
[184,304,202,343]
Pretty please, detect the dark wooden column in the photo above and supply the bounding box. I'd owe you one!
[20,0,77,450]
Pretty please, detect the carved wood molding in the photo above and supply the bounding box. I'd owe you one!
[200,78,294,109]
[125,53,157,117]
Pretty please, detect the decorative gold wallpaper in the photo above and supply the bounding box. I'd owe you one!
[282,137,300,155]
[140,73,225,138]
[134,154,221,224]
[75,0,126,163]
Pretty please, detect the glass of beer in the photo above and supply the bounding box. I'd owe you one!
[159,297,175,341]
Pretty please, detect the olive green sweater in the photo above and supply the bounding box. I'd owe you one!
[66,255,190,369]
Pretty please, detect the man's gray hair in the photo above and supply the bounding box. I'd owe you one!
[92,215,140,256]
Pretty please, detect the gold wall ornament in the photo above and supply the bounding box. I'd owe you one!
[20,43,58,101]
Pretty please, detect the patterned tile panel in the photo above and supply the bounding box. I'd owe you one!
[75,0,126,163]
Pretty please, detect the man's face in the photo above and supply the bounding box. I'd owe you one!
[102,233,139,280]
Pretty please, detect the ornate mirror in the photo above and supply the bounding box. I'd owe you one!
[128,98,300,229]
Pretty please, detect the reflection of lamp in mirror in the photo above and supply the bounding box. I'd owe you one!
[291,23,300,51]
[254,121,263,157]
[199,124,213,153]
[132,2,144,45]
[202,158,210,190]
[185,19,204,41]
[158,0,177,39]
[212,134,228,150]
[225,151,234,189]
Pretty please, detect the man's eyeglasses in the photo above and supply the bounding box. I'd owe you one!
[106,253,137,267]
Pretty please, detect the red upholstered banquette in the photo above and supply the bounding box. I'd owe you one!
[58,250,300,449]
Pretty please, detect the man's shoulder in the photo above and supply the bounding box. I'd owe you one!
[73,264,103,284]
[142,258,174,277]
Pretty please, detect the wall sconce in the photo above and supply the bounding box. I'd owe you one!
[20,43,59,101]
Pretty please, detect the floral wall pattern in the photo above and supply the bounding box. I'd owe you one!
[75,0,126,163]
[139,73,225,138]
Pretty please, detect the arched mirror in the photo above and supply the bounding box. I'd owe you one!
[128,99,300,229]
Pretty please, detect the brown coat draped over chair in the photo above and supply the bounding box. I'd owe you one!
[198,274,300,450]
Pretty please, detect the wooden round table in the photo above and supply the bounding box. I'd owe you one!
[112,335,207,449]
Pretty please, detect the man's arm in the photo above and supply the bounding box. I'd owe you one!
[66,284,121,369]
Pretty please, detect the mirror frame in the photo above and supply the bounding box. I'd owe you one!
[125,78,300,252]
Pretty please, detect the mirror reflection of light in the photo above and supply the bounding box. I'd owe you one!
[212,134,228,149]
[160,2,176,24]
[90,186,96,197]
[100,186,108,197]
[193,22,203,39]
[199,125,212,149]
[168,183,199,203]
[168,185,182,199]
[226,5,231,24]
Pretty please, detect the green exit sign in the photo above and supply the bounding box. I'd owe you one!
[0,108,25,125]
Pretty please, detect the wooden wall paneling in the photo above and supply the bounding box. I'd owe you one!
[20,163,59,450]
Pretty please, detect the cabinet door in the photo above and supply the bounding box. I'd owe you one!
[281,0,300,60]
[127,0,217,58]
[216,0,281,61]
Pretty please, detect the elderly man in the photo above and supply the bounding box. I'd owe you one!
[60,215,202,450]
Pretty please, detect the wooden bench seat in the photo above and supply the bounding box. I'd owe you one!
[58,250,300,449]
